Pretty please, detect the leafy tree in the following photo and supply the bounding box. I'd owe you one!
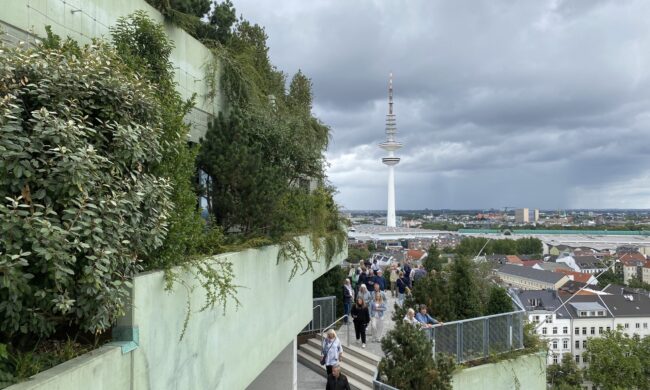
[368,241,377,252]
[411,273,454,322]
[449,257,482,319]
[111,11,215,270]
[547,353,582,389]
[424,244,445,272]
[597,269,623,286]
[628,277,650,291]
[313,265,346,317]
[485,286,513,315]
[208,0,236,43]
[0,37,173,338]
[347,247,370,263]
[169,0,211,18]
[379,321,455,390]
[584,329,650,390]
[515,237,543,256]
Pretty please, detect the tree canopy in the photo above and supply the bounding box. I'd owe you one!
[584,329,650,390]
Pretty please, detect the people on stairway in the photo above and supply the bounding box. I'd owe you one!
[370,292,387,342]
[325,364,351,390]
[342,278,354,324]
[321,329,343,376]
[350,297,370,348]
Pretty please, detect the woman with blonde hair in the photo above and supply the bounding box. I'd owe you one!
[356,283,372,304]
[370,292,387,342]
[403,308,419,326]
[321,328,343,375]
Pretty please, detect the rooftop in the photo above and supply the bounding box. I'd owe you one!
[568,302,606,312]
[497,264,568,285]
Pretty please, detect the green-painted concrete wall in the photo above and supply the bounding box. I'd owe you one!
[2,0,224,141]
[451,352,547,390]
[7,345,131,390]
[8,237,345,390]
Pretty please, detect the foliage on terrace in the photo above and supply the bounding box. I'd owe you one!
[148,0,347,273]
[394,257,513,323]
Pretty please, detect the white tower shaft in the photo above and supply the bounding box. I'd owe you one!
[387,154,396,227]
[380,73,402,228]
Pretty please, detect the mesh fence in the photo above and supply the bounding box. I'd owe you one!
[300,296,336,334]
[429,310,525,364]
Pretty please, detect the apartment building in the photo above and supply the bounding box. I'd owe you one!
[496,264,570,290]
[516,290,571,364]
[517,290,650,390]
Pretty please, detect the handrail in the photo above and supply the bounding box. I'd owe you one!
[321,315,351,347]
[429,308,525,328]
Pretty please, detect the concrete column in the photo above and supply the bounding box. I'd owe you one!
[247,339,297,390]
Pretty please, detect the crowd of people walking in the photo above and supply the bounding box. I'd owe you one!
[320,257,443,389]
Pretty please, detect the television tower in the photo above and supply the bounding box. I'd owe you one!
[379,73,402,227]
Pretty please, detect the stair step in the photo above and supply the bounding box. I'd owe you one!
[301,341,376,376]
[298,349,373,390]
[298,345,373,388]
[311,336,381,365]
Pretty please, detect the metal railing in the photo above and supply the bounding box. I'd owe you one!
[321,315,351,347]
[300,296,336,334]
[373,369,399,390]
[423,309,526,364]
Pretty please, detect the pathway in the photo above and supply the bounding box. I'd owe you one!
[297,292,399,389]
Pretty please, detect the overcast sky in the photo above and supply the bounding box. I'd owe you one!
[232,0,650,210]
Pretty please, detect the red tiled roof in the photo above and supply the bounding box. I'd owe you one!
[554,269,593,284]
[407,249,426,260]
[620,252,646,266]
[506,255,523,265]
[521,260,542,267]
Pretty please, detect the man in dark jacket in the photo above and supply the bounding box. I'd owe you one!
[372,269,386,291]
[326,365,351,390]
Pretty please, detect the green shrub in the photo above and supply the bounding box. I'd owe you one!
[0,39,172,338]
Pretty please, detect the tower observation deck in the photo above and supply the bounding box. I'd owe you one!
[380,74,402,227]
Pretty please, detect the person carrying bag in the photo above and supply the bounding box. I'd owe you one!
[321,329,343,375]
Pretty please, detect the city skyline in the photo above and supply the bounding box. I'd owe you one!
[232,0,650,210]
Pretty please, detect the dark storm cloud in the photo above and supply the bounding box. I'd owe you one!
[233,0,650,209]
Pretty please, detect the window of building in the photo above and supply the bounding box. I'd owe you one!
[575,355,580,363]
[533,315,539,323]
[563,339,568,349]
[563,326,568,334]
[574,327,579,335]
[582,327,587,335]
[636,323,640,329]
[552,341,558,349]
[553,327,558,335]
[606,326,611,332]
[583,355,588,363]
[598,327,603,334]
[546,315,552,323]
[575,340,580,349]
[590,327,595,335]
[553,355,558,364]
[542,327,547,335]
[583,340,587,349]
[625,323,630,329]
[644,323,648,329]
[597,311,604,316]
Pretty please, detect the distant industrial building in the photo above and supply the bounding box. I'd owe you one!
[515,208,539,224]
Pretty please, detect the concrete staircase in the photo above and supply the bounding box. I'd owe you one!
[298,336,380,390]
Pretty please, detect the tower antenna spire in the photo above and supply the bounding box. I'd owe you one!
[388,72,394,115]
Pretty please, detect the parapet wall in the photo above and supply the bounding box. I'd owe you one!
[451,352,547,390]
[8,237,345,390]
